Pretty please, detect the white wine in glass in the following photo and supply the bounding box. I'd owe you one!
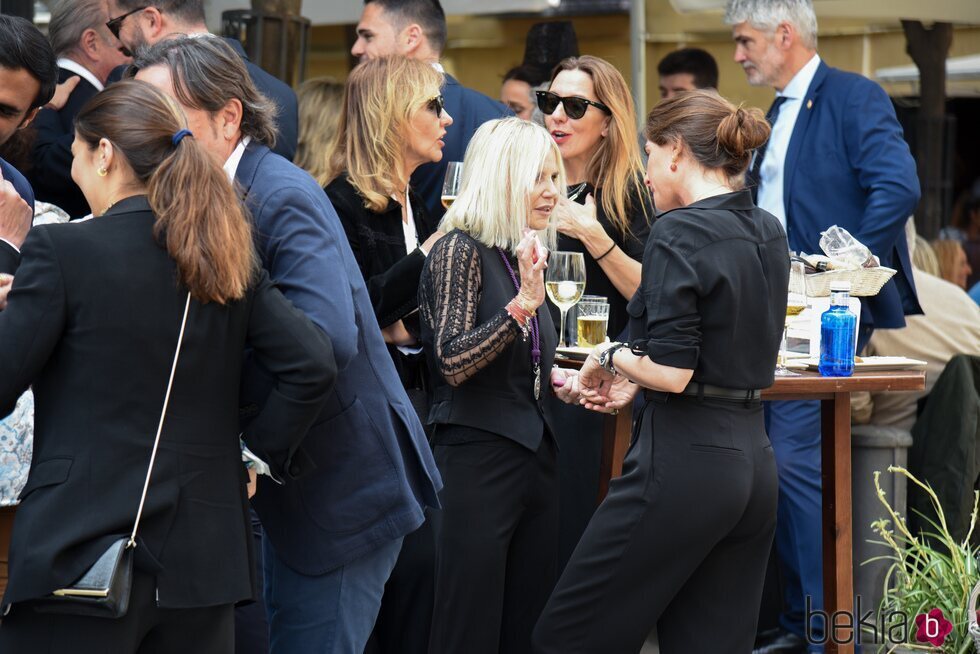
[441,162,462,211]
[545,252,587,348]
[775,260,808,377]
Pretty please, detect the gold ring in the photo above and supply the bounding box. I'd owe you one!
[611,409,619,415]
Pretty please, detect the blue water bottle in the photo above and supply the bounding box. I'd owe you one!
[819,281,857,377]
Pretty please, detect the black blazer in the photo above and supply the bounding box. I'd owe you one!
[28,67,100,219]
[325,174,434,329]
[0,196,336,609]
[325,174,434,392]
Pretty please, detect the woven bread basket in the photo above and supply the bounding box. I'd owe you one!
[805,266,897,297]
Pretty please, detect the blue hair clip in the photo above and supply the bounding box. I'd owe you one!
[172,129,193,146]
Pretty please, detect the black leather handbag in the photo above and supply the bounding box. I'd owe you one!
[32,294,192,618]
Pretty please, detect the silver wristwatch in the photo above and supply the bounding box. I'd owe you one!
[597,343,626,375]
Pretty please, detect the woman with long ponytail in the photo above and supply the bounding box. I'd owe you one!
[0,79,336,652]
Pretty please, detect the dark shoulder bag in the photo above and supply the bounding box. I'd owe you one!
[33,294,192,618]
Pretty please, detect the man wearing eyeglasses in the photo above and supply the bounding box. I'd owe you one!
[103,0,298,161]
[28,0,130,221]
[352,0,511,223]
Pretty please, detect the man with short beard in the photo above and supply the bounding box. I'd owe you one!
[725,1,920,652]
[104,0,298,160]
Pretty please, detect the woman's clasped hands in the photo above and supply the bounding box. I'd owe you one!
[551,345,638,414]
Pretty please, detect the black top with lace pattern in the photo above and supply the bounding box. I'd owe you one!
[418,231,520,387]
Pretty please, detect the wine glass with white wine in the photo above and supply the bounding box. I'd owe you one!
[546,251,586,348]
[775,260,808,377]
[441,162,463,210]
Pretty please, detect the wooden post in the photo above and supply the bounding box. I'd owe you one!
[902,20,953,239]
[250,0,301,85]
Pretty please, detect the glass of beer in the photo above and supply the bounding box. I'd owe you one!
[576,296,609,348]
[441,162,463,210]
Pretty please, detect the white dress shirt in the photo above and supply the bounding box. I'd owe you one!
[397,185,423,356]
[222,136,251,182]
[57,57,104,92]
[757,54,822,230]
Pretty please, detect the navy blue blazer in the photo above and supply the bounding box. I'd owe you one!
[411,73,511,221]
[109,37,298,161]
[29,67,100,219]
[779,61,921,330]
[237,143,442,574]
[0,157,34,273]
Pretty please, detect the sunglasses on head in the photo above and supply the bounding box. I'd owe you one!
[426,94,446,117]
[535,90,611,120]
[106,5,148,40]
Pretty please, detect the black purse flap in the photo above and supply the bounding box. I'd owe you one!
[52,538,130,597]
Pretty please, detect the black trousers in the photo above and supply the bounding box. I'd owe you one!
[0,569,234,653]
[533,394,778,654]
[428,426,558,654]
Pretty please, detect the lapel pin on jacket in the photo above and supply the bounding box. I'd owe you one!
[807,99,813,110]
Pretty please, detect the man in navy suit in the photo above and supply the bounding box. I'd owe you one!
[29,0,130,219]
[0,15,58,276]
[352,0,511,222]
[134,36,442,654]
[106,0,298,160]
[724,1,921,652]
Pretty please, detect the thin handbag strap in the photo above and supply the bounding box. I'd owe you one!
[127,292,192,549]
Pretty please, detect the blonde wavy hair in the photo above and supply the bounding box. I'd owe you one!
[439,117,563,254]
[550,56,651,236]
[296,77,344,185]
[326,56,443,212]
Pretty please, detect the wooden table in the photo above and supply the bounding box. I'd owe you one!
[592,369,925,654]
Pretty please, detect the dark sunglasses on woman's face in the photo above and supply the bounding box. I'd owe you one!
[426,95,446,117]
[535,90,612,120]
[105,5,148,39]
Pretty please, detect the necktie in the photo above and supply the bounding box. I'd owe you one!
[749,96,788,202]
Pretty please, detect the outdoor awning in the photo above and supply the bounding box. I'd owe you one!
[668,0,980,23]
[876,53,980,82]
[204,0,562,27]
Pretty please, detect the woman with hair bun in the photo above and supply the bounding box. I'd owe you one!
[536,90,790,654]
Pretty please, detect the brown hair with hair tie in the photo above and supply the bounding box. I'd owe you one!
[645,90,770,185]
[75,80,257,305]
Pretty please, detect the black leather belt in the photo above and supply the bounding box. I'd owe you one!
[645,382,761,402]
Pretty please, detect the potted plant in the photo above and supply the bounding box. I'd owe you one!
[869,466,980,653]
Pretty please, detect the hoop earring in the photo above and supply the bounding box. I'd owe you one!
[97,167,108,177]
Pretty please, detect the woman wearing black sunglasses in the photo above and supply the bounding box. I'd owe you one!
[539,56,653,343]
[325,56,451,389]
[538,56,654,571]
[323,56,451,654]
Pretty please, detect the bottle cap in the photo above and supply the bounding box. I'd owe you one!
[829,281,851,292]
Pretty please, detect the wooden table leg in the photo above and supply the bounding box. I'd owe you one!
[597,406,633,503]
[0,506,15,599]
[821,393,854,654]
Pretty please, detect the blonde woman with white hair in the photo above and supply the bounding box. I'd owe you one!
[418,116,563,654]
